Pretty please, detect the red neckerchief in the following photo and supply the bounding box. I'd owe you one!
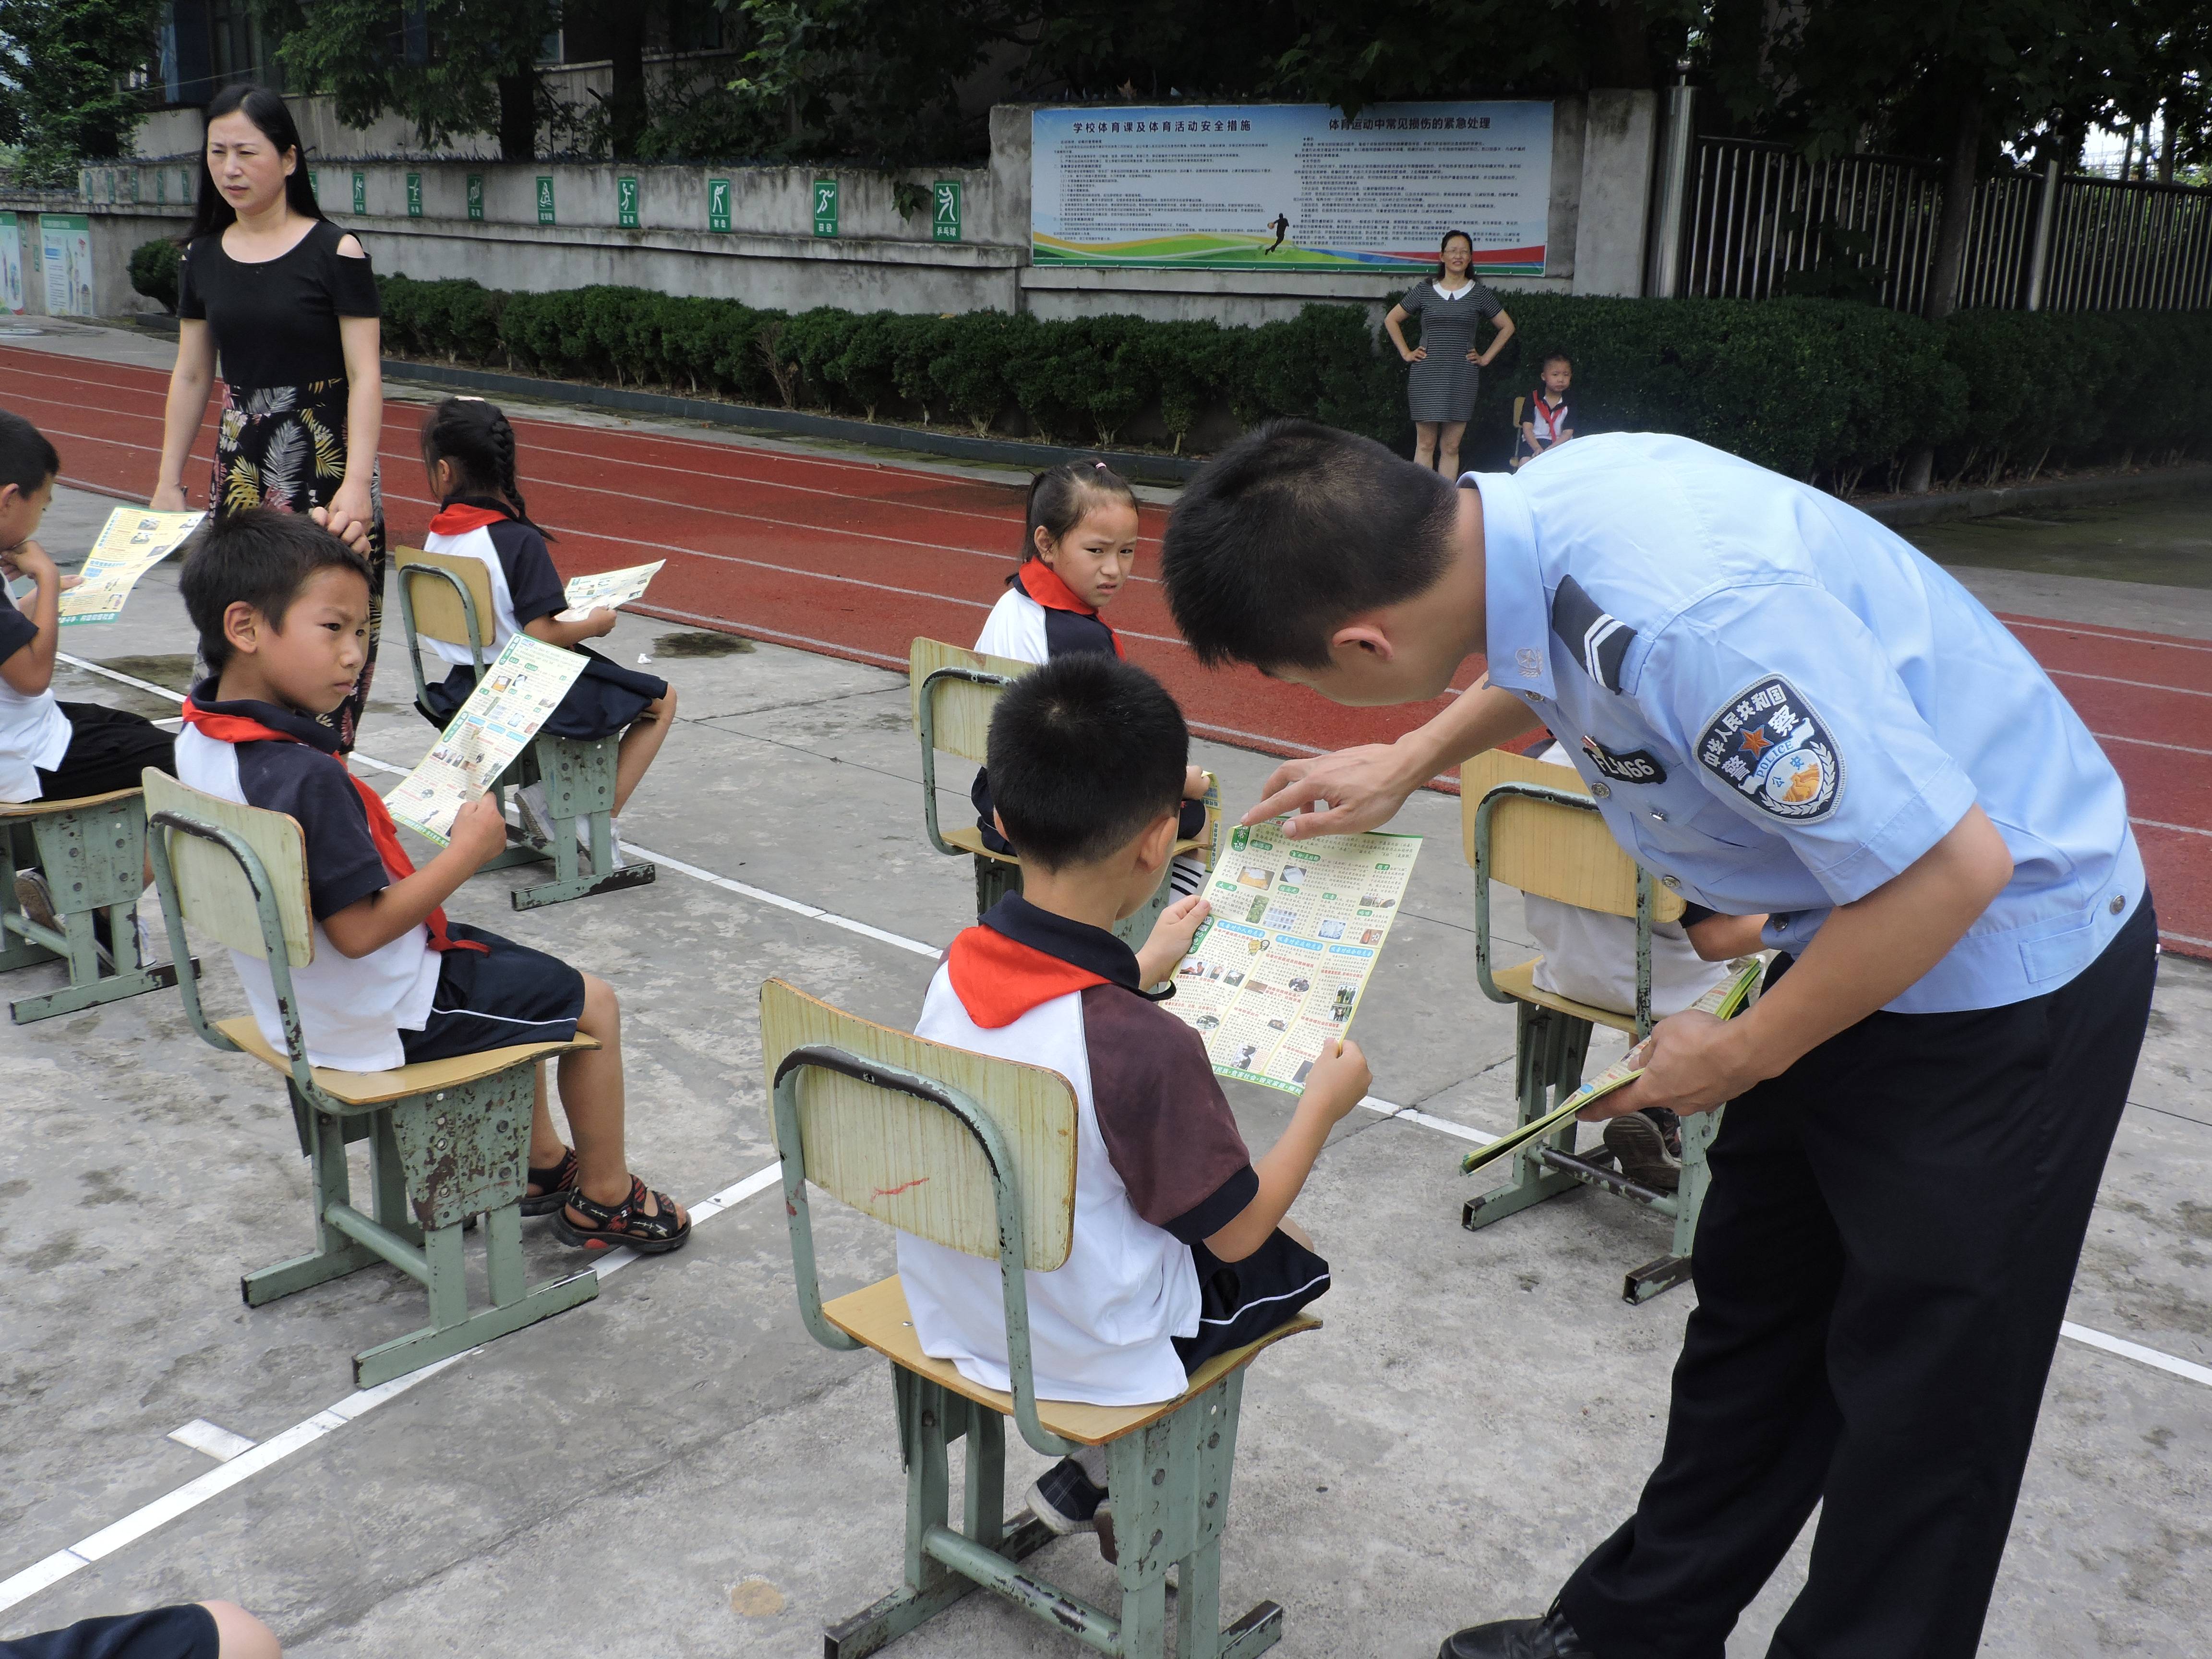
[178,702,487,955]
[427,502,509,536]
[1531,392,1569,445]
[1015,560,1125,659]
[945,925,1110,1028]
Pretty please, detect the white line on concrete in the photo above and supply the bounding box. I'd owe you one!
[2059,1322,2212,1388]
[165,1419,255,1463]
[0,1162,785,1618]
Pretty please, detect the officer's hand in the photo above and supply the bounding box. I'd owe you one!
[1244,745,1418,838]
[1580,1010,1759,1121]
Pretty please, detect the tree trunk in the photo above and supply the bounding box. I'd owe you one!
[607,7,649,160]
[497,70,537,162]
[1578,0,1654,89]
[2158,98,2176,183]
[1923,88,1984,323]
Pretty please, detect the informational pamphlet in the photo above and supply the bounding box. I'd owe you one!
[1166,820,1422,1094]
[558,560,663,622]
[385,633,587,843]
[56,507,206,625]
[1458,957,1766,1176]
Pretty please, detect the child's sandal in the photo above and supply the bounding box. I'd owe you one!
[552,1176,690,1255]
[521,1148,580,1217]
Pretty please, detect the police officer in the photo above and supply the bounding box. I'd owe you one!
[1159,422,2158,1659]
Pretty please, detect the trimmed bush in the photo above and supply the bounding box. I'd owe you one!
[129,238,180,314]
[373,273,2210,488]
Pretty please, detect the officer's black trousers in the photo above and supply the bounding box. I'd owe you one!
[1559,901,2158,1659]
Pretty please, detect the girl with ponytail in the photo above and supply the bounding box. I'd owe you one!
[417,397,677,846]
[968,459,1213,931]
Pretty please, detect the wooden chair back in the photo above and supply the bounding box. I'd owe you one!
[1461,748,1683,924]
[142,770,315,964]
[909,637,1034,765]
[760,978,1076,1271]
[395,545,498,651]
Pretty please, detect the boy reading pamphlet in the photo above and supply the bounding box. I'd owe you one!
[175,508,688,1257]
[897,653,1367,1558]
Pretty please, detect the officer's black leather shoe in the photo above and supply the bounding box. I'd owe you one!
[1437,1607,1596,1659]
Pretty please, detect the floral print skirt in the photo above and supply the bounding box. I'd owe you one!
[211,376,386,751]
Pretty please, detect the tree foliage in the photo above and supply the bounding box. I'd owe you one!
[0,0,161,183]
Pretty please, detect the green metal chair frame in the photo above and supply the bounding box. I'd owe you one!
[912,648,1202,946]
[2,788,187,1022]
[145,779,599,1385]
[772,1026,1296,1659]
[394,553,656,912]
[1465,778,1722,1304]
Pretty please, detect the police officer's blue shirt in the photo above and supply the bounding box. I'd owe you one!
[1472,433,2144,1014]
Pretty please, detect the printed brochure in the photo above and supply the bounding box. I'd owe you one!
[55,507,206,625]
[558,560,663,622]
[1458,956,1767,1176]
[385,633,587,843]
[1165,819,1421,1094]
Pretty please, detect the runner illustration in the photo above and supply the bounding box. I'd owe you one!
[1262,212,1291,254]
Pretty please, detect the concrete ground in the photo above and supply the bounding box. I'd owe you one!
[1,409,2208,1655]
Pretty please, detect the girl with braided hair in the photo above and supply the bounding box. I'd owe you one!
[416,398,677,848]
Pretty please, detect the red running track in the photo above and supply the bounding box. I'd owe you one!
[6,344,2205,960]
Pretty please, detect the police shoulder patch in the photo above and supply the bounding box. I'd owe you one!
[1695,675,1844,822]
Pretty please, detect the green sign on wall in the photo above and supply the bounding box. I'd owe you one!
[617,176,639,229]
[707,178,732,233]
[466,174,485,221]
[351,171,367,215]
[932,180,962,243]
[536,176,556,225]
[308,170,320,202]
[406,172,423,217]
[812,178,839,238]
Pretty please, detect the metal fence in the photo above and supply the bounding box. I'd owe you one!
[1669,132,2212,313]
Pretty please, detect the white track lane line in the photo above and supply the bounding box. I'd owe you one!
[0,1164,783,1616]
[14,654,2206,1613]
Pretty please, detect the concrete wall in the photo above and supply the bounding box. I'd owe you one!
[2,191,191,319]
[79,95,1660,325]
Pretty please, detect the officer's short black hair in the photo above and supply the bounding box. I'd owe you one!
[180,507,373,671]
[1161,420,1458,671]
[986,654,1189,871]
[0,409,60,496]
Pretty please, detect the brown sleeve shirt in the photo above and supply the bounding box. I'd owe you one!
[1081,985,1258,1245]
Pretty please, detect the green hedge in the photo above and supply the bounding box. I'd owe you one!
[372,269,2212,489]
[128,238,180,314]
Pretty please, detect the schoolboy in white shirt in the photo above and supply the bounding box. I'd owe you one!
[174,508,688,1256]
[897,651,1370,1557]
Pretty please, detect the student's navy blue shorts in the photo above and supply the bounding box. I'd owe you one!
[0,1604,216,1659]
[1173,1228,1332,1374]
[400,923,586,1064]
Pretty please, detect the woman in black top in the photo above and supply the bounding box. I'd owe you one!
[152,84,386,750]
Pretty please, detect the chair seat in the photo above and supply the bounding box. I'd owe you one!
[938,824,1209,867]
[1493,958,1641,1035]
[214,1015,599,1106]
[0,786,142,819]
[823,1273,1319,1447]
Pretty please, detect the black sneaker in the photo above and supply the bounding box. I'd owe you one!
[1439,1608,1595,1659]
[1025,1456,1106,1537]
[1602,1108,1681,1192]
